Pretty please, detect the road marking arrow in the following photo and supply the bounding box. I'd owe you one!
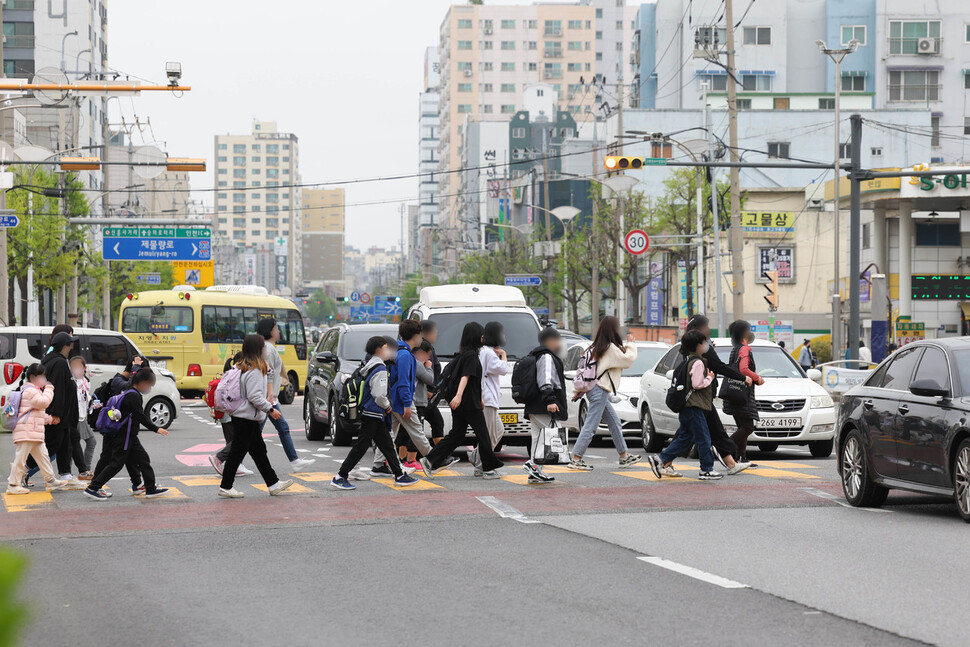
[191,243,198,256]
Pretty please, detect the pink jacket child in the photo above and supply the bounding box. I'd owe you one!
[7,380,67,494]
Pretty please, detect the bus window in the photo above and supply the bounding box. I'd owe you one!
[121,306,193,334]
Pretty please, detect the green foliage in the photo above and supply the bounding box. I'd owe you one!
[304,289,338,325]
[810,334,832,364]
[459,231,547,306]
[0,549,27,647]
[108,261,177,322]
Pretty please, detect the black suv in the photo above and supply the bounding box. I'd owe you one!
[838,338,970,522]
[303,323,398,445]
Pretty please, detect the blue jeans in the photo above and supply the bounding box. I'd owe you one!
[259,403,298,462]
[659,407,715,472]
[572,385,628,458]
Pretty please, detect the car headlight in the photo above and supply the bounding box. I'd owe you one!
[811,395,834,408]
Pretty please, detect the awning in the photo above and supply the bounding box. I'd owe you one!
[960,302,970,318]
[841,70,869,77]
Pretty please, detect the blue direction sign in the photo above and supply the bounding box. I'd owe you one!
[136,273,162,285]
[375,296,403,316]
[505,274,542,287]
[102,226,211,261]
[0,214,20,228]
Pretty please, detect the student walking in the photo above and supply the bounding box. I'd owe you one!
[331,337,419,490]
[208,353,253,477]
[519,327,564,484]
[395,340,439,469]
[84,369,171,500]
[569,316,640,471]
[724,321,763,464]
[421,322,503,479]
[469,321,509,476]
[648,331,723,481]
[258,318,315,472]
[217,335,294,499]
[86,354,145,493]
[70,357,99,480]
[6,364,68,494]
[38,331,81,487]
[420,320,445,446]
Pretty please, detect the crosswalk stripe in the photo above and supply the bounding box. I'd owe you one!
[747,467,819,480]
[136,487,189,502]
[371,477,443,491]
[172,475,222,487]
[292,472,335,482]
[2,490,55,512]
[613,471,694,483]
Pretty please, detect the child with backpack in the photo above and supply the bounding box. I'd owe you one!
[515,327,564,484]
[84,368,171,500]
[207,353,253,477]
[70,356,99,480]
[331,337,419,490]
[648,330,723,481]
[5,364,68,494]
[395,340,436,471]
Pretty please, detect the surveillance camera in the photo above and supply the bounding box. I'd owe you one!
[165,61,182,86]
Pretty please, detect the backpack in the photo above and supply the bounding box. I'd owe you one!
[204,376,225,420]
[213,367,246,415]
[665,356,695,414]
[511,351,542,404]
[96,389,137,433]
[572,348,600,394]
[1,389,27,431]
[337,363,368,428]
[427,360,460,409]
[88,378,114,429]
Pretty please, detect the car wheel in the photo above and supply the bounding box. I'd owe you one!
[809,438,834,458]
[278,377,296,405]
[330,400,352,446]
[840,429,888,508]
[304,392,326,441]
[641,407,665,453]
[758,442,779,453]
[953,438,970,523]
[146,397,174,429]
[577,400,588,432]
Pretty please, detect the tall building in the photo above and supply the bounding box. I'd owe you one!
[436,0,637,270]
[418,46,441,279]
[213,121,302,295]
[301,188,345,294]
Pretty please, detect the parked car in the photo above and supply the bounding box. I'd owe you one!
[638,338,836,455]
[303,323,399,445]
[563,341,670,439]
[557,329,589,347]
[837,338,970,521]
[0,326,181,429]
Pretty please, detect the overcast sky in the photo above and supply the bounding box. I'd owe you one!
[110,1,524,251]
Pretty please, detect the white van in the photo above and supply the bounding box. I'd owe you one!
[407,284,542,446]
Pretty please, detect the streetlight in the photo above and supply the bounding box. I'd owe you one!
[817,37,858,361]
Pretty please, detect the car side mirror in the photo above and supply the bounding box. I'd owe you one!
[316,351,336,364]
[909,378,949,399]
[807,368,822,381]
[665,369,674,380]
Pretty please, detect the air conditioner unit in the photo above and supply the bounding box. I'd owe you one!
[806,198,824,210]
[917,37,938,54]
[483,28,493,35]
[463,69,473,77]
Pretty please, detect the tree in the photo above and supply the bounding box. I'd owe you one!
[459,231,547,306]
[304,289,338,326]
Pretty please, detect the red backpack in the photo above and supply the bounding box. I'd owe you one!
[204,376,224,420]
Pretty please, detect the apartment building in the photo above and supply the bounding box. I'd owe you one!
[301,188,345,293]
[213,121,302,294]
[418,46,441,278]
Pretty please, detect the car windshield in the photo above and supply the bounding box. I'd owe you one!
[623,347,669,376]
[715,346,805,378]
[429,312,540,361]
[340,329,397,363]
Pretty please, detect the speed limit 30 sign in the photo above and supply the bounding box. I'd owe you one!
[624,229,650,255]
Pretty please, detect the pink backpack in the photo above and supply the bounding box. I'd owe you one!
[572,348,600,394]
[214,367,245,415]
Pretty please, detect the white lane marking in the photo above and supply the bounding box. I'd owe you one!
[637,556,748,589]
[800,487,890,513]
[315,447,328,452]
[476,496,540,524]
[296,449,310,453]
[312,454,328,458]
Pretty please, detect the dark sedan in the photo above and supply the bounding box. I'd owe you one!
[837,338,970,522]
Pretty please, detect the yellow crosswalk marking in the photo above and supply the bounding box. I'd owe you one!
[542,465,590,474]
[747,467,819,480]
[500,474,562,486]
[427,468,461,477]
[613,471,693,483]
[251,483,315,494]
[2,490,55,512]
[137,487,190,501]
[753,461,819,470]
[173,476,222,487]
[372,477,443,491]
[292,472,335,482]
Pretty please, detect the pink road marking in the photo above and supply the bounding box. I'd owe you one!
[182,443,225,453]
[176,454,214,467]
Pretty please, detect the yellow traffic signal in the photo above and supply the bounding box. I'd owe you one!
[604,156,644,170]
[763,270,779,311]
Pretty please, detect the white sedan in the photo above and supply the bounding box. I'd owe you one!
[563,341,671,439]
[637,338,837,456]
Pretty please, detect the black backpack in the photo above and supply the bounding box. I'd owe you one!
[511,350,543,404]
[427,360,460,409]
[337,363,368,429]
[665,356,695,414]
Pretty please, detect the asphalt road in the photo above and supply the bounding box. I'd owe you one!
[1,396,965,646]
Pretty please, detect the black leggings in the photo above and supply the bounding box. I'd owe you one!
[90,433,156,492]
[341,416,402,479]
[220,417,279,490]
[426,406,503,472]
[418,405,445,439]
[730,416,756,458]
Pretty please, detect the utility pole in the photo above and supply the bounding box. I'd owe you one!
[101,99,111,328]
[56,110,67,323]
[707,100,725,336]
[615,79,626,325]
[724,0,744,319]
[590,117,600,333]
[541,121,555,321]
[847,114,862,360]
[0,1,7,325]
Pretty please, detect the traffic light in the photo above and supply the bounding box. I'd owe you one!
[604,156,644,171]
[340,296,349,303]
[763,271,779,311]
[394,296,401,303]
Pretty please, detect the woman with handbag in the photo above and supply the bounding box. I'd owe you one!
[723,321,763,464]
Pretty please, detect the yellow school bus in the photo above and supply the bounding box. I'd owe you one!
[118,285,307,402]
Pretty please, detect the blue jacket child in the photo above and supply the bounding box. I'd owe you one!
[389,340,416,415]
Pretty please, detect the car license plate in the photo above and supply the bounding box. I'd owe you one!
[500,413,519,424]
[756,417,801,429]
[149,360,167,369]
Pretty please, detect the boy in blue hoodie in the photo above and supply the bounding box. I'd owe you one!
[332,337,418,490]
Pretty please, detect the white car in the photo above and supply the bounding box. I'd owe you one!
[0,326,181,429]
[637,338,836,457]
[564,341,671,439]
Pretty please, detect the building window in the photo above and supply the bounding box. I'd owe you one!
[568,62,583,72]
[737,98,752,109]
[616,20,623,30]
[651,142,673,158]
[501,105,515,114]
[966,24,970,43]
[596,8,603,18]
[217,192,227,199]
[512,127,526,138]
[501,40,515,50]
[233,144,245,154]
[528,62,537,71]
[218,143,227,150]
[965,72,970,89]
[699,74,727,91]
[889,20,940,55]
[251,144,261,151]
[767,142,790,159]
[544,42,562,57]
[457,19,472,28]
[569,105,581,114]
[841,25,866,46]
[568,41,583,51]
[233,231,245,240]
[931,115,941,147]
[595,52,603,61]
[916,222,960,246]
[482,105,493,113]
[862,223,871,249]
[458,83,472,92]
[871,147,883,156]
[218,217,227,224]
[501,19,515,29]
[233,169,245,178]
[458,104,472,113]
[457,61,472,71]
[501,62,515,71]
[743,26,771,45]
[567,20,583,30]
[841,75,865,92]
[965,117,970,136]
[544,20,561,36]
[525,20,537,29]
[218,169,227,175]
[526,41,537,50]
[266,144,279,154]
[481,61,493,71]
[233,206,245,214]
[501,83,515,92]
[839,143,851,160]
[595,31,602,40]
[480,40,493,50]
[741,74,772,91]
[218,156,227,162]
[543,62,562,79]
[233,156,246,165]
[219,181,228,187]
[818,98,835,109]
[251,156,261,162]
[233,193,245,203]
[888,70,940,101]
[457,40,472,50]
[480,83,493,92]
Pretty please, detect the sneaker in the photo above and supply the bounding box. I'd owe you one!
[528,475,556,484]
[131,484,146,496]
[84,487,110,501]
[618,454,642,469]
[647,454,663,479]
[393,473,420,487]
[348,467,372,481]
[46,478,68,491]
[21,477,33,488]
[330,476,356,490]
[403,460,422,473]
[524,463,555,483]
[417,458,435,481]
[60,477,86,490]
[567,458,593,471]
[372,463,394,477]
[727,461,750,476]
[711,446,729,469]
[145,488,169,499]
[236,464,254,476]
[434,457,459,473]
[268,479,294,495]
[77,471,94,481]
[474,469,484,478]
[739,456,758,468]
[208,455,224,475]
[6,485,28,495]
[698,470,724,481]
[218,487,244,498]
[399,464,417,476]
[660,465,683,478]
[290,458,316,471]
[481,470,502,480]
